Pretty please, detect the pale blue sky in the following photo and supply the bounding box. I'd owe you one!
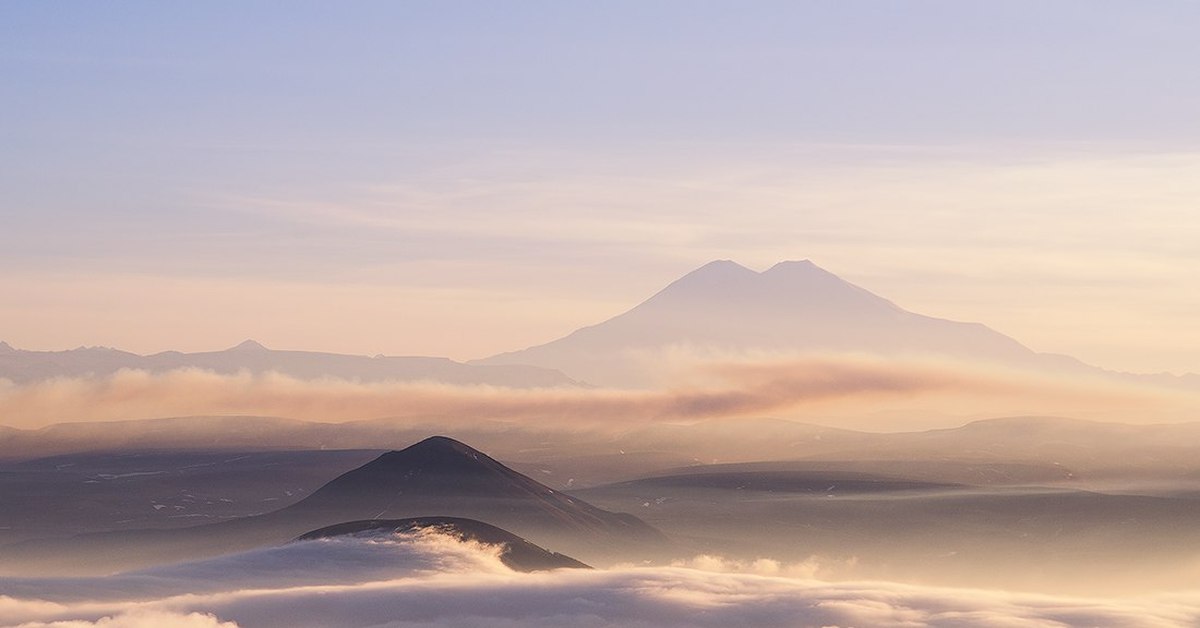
[3,2,1199,372]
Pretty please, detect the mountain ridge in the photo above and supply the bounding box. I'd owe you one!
[0,341,576,388]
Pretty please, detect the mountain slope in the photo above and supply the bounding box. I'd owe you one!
[0,436,662,575]
[476,259,1041,386]
[285,436,662,540]
[296,516,591,571]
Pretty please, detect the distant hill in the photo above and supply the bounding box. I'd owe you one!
[0,436,662,575]
[0,339,575,387]
[474,259,1199,388]
[283,436,662,542]
[297,516,590,572]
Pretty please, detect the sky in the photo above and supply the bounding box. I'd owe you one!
[3,2,1200,374]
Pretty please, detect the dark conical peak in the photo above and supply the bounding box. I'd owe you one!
[227,339,268,352]
[291,435,667,543]
[359,435,508,479]
[301,435,549,504]
[395,435,480,458]
[0,341,14,353]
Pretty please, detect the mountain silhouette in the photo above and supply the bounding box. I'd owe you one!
[286,436,662,541]
[475,259,1041,386]
[0,341,575,387]
[2,436,662,575]
[296,516,591,572]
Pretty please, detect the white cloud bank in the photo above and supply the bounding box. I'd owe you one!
[2,529,1197,628]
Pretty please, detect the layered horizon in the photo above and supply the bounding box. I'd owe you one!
[5,3,1199,627]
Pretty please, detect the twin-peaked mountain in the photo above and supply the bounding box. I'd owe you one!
[2,436,661,575]
[4,259,1192,389]
[475,260,1072,387]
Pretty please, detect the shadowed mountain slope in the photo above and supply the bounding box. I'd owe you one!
[297,516,590,572]
[0,436,661,575]
[285,436,662,540]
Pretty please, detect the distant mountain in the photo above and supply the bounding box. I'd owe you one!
[600,469,962,495]
[0,340,575,387]
[474,259,1195,387]
[297,516,591,572]
[1,436,662,575]
[473,260,1037,386]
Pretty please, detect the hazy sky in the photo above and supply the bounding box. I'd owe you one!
[3,2,1199,373]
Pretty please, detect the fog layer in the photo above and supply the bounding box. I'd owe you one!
[3,529,1197,628]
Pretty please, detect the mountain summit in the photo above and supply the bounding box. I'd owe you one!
[285,436,662,545]
[637,259,902,317]
[475,259,1038,386]
[296,516,591,572]
[3,435,662,574]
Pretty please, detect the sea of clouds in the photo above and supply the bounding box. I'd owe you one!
[2,528,1198,628]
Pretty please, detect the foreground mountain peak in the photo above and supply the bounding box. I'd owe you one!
[288,435,664,549]
[303,435,542,502]
[408,434,474,451]
[0,341,14,353]
[295,516,591,572]
[362,436,498,475]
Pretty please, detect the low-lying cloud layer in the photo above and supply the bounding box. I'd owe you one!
[1,354,1190,430]
[3,529,1198,628]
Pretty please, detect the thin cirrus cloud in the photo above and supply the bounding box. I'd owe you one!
[2,529,1197,628]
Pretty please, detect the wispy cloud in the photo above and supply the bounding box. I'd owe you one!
[0,355,1190,430]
